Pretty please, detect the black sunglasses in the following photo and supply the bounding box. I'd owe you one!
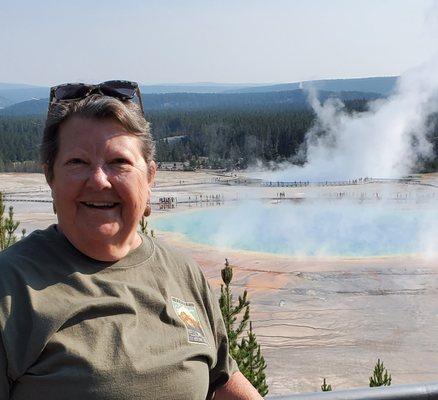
[49,80,144,112]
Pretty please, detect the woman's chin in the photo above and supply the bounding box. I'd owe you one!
[59,222,141,260]
[73,226,133,261]
[93,223,122,239]
[75,223,125,247]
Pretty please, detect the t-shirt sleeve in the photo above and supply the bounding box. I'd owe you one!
[0,336,10,398]
[204,279,239,393]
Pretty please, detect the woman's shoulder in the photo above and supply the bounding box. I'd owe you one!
[1,224,57,255]
[0,225,61,281]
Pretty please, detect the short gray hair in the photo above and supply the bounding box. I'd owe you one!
[41,94,155,182]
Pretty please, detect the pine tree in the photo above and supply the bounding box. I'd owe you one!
[369,359,392,387]
[219,258,250,361]
[139,217,155,237]
[238,322,269,396]
[0,192,20,251]
[321,378,332,391]
[139,216,153,236]
[219,258,269,396]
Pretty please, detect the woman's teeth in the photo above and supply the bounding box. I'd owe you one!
[83,202,117,208]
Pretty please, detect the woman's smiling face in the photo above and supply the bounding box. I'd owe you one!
[49,116,155,261]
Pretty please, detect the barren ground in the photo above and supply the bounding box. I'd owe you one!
[1,171,437,395]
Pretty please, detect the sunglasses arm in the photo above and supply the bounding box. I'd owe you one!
[136,87,145,115]
[49,87,56,105]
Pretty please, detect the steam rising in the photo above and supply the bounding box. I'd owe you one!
[156,22,438,259]
[154,56,438,258]
[165,57,438,259]
[262,55,438,182]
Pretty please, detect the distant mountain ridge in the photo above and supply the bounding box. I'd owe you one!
[0,87,52,105]
[0,89,382,116]
[0,95,11,108]
[226,76,398,95]
[0,98,50,116]
[138,90,381,111]
[0,83,41,90]
[138,83,264,94]
[0,76,398,108]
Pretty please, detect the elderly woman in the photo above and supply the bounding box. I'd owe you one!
[0,81,262,399]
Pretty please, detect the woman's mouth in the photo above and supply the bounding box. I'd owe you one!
[81,202,120,209]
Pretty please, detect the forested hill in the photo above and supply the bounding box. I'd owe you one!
[0,99,49,116]
[0,88,436,174]
[1,99,437,173]
[137,90,380,111]
[0,89,381,116]
[226,76,398,95]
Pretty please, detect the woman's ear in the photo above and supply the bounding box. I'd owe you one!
[148,161,157,186]
[44,164,57,213]
[43,164,52,188]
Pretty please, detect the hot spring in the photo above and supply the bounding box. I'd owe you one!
[151,199,437,257]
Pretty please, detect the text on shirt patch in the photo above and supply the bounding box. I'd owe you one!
[171,297,208,345]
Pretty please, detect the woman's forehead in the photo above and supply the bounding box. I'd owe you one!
[58,117,143,154]
[60,116,128,135]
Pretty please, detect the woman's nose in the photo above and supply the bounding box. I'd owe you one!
[86,166,112,189]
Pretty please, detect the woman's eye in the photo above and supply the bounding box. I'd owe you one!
[67,158,85,165]
[112,158,131,165]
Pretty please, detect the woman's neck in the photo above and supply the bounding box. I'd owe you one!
[56,225,143,262]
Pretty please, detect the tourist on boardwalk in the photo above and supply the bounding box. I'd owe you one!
[0,81,262,400]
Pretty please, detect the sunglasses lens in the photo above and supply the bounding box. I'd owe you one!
[54,84,91,100]
[100,81,137,100]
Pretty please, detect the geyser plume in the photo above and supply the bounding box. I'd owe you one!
[264,55,438,182]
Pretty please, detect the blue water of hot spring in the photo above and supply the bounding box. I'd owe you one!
[151,201,437,257]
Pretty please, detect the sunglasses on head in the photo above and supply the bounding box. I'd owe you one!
[49,80,144,112]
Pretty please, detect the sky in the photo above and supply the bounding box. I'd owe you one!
[0,0,437,86]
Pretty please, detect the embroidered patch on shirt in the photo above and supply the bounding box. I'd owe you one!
[171,296,208,345]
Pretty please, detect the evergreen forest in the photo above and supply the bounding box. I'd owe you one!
[0,100,437,173]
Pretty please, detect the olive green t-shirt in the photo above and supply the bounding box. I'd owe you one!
[0,225,237,399]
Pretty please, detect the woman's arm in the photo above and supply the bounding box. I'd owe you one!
[214,371,264,400]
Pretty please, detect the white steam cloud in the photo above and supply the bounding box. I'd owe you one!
[259,55,438,182]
